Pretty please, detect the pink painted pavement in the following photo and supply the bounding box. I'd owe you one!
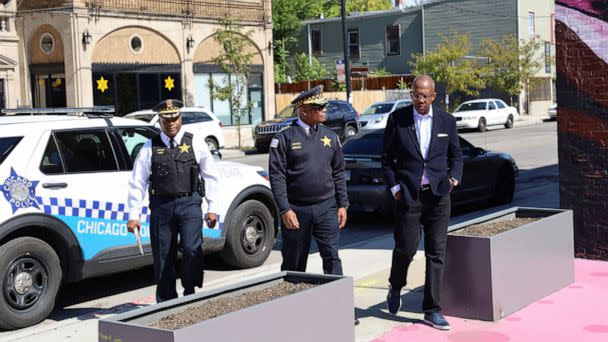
[373,259,608,342]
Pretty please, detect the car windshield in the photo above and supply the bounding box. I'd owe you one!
[342,131,385,156]
[276,105,296,118]
[126,113,156,123]
[0,136,23,165]
[362,103,394,115]
[455,102,487,112]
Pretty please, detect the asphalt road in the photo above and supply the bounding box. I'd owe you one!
[0,120,558,341]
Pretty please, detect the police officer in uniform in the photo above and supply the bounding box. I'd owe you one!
[127,99,219,302]
[269,85,349,275]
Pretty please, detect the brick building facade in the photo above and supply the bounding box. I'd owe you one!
[556,1,608,260]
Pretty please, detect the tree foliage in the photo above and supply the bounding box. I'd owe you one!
[480,34,544,105]
[410,33,486,109]
[211,17,254,148]
[293,53,329,81]
[272,0,392,82]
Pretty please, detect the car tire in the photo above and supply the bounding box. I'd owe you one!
[0,237,62,330]
[504,115,514,129]
[477,117,487,132]
[220,200,275,269]
[493,166,515,205]
[343,125,357,140]
[205,137,219,152]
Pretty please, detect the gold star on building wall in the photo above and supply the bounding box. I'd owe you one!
[164,76,175,91]
[97,76,109,93]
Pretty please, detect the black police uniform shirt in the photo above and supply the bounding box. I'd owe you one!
[269,119,349,214]
[127,129,220,220]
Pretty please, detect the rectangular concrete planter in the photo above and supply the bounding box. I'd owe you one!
[441,207,574,321]
[98,271,354,342]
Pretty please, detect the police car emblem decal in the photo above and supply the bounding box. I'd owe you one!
[2,168,40,213]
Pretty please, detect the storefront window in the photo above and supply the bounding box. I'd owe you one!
[92,68,182,116]
[194,71,263,126]
[139,73,160,109]
[211,73,231,125]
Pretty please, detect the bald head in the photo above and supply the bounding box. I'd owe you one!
[412,75,436,92]
[411,75,437,115]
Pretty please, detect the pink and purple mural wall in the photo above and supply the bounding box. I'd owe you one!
[556,0,608,260]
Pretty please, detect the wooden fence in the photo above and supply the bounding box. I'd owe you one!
[275,89,409,114]
[275,75,416,94]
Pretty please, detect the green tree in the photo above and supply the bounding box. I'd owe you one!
[410,32,486,110]
[293,53,329,81]
[271,0,392,82]
[210,17,254,148]
[321,0,393,18]
[480,34,544,106]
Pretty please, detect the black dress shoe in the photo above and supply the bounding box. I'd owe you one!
[355,318,360,326]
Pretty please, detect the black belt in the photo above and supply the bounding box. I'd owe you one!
[155,192,193,199]
[420,184,431,192]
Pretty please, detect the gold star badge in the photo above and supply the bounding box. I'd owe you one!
[321,135,332,147]
[179,143,191,153]
[97,76,109,93]
[164,76,175,91]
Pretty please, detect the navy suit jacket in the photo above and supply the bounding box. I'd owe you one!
[381,105,463,206]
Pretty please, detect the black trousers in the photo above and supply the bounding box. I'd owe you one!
[389,189,450,313]
[281,197,343,275]
[149,193,204,302]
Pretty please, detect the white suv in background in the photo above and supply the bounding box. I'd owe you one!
[0,113,276,330]
[125,107,225,151]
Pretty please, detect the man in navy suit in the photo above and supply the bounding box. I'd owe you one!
[381,75,463,330]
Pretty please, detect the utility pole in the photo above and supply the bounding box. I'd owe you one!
[340,0,352,103]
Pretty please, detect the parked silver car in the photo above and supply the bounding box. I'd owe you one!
[359,99,412,130]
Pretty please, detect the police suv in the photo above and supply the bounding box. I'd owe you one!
[0,110,278,330]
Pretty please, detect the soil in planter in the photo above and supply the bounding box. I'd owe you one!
[452,218,540,237]
[150,281,316,330]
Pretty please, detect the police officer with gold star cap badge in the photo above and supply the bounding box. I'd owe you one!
[269,85,349,275]
[127,99,220,302]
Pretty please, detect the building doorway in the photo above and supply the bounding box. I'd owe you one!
[32,73,67,108]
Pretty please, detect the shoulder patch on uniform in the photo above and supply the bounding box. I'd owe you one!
[270,138,279,148]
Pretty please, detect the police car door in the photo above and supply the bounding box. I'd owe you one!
[32,127,140,263]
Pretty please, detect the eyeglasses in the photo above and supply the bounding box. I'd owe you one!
[410,92,433,100]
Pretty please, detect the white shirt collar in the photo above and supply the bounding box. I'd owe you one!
[296,118,310,131]
[413,106,433,119]
[160,129,185,147]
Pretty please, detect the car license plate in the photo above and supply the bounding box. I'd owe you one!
[345,170,351,181]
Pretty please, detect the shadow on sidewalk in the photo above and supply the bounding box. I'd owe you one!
[355,285,425,323]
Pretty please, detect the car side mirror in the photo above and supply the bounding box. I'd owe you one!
[211,149,222,160]
[474,147,485,155]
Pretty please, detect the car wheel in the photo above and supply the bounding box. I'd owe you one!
[205,137,219,152]
[220,200,275,268]
[504,115,514,129]
[0,237,62,330]
[344,125,357,140]
[477,117,487,132]
[493,166,515,205]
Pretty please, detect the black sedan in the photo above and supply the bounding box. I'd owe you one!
[343,130,518,217]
